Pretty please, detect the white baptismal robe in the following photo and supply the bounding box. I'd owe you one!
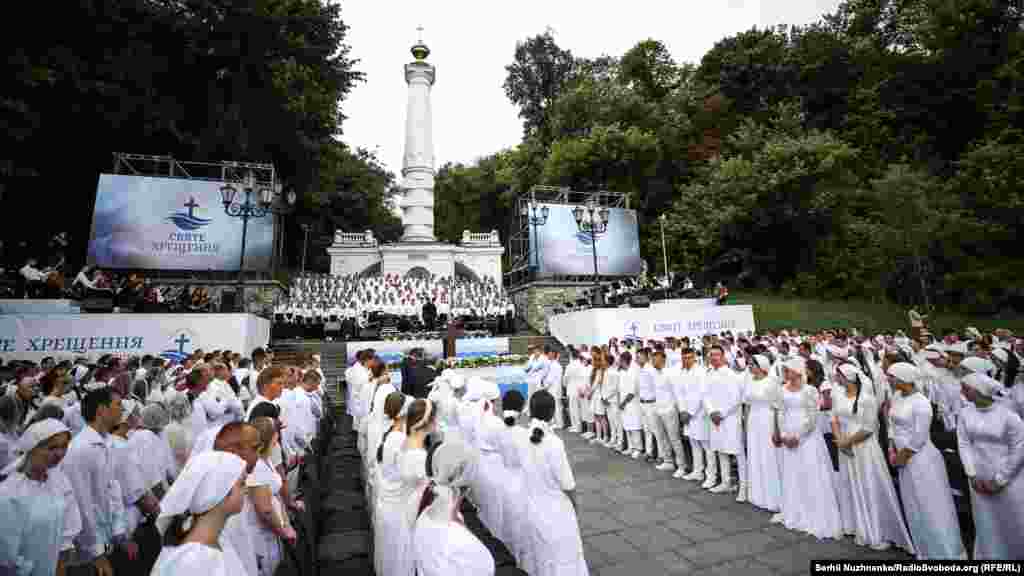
[150,541,249,576]
[412,516,495,576]
[0,469,81,576]
[704,365,742,454]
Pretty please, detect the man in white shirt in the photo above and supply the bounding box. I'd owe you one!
[651,350,687,477]
[541,346,564,428]
[677,348,709,482]
[702,345,744,493]
[525,346,548,415]
[62,387,124,575]
[634,349,659,462]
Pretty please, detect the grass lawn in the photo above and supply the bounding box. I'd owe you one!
[730,291,1024,335]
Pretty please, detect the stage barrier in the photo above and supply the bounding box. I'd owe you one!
[0,299,80,315]
[548,304,756,346]
[0,312,270,362]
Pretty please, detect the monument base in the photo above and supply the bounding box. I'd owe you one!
[327,231,503,283]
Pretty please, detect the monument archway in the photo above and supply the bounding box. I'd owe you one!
[405,266,432,281]
[357,262,381,278]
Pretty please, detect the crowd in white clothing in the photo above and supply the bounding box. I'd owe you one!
[535,326,1022,560]
[0,347,329,576]
[347,347,589,576]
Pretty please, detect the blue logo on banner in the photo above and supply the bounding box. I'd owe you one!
[166,197,212,231]
[625,320,640,338]
[161,330,194,362]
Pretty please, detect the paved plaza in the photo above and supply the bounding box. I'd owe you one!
[563,431,912,576]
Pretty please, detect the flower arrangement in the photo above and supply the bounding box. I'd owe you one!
[432,353,529,371]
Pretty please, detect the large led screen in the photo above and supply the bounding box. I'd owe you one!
[87,174,274,271]
[527,203,643,276]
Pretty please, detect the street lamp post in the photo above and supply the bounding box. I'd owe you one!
[300,223,311,273]
[221,171,295,311]
[572,203,610,306]
[521,203,549,274]
[659,214,669,295]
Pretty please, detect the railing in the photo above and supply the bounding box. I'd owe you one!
[461,231,500,245]
[333,232,368,244]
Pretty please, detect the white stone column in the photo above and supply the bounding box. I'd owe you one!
[401,40,436,242]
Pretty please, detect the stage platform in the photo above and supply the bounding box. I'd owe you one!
[548,303,756,346]
[0,312,270,363]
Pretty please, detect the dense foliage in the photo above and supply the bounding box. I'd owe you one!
[434,2,1024,313]
[1,0,400,270]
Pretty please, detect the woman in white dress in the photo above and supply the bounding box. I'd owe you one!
[885,362,965,560]
[590,348,609,445]
[165,390,195,474]
[831,363,914,553]
[374,392,415,576]
[411,439,495,576]
[467,377,508,542]
[496,390,531,565]
[957,373,1024,560]
[744,355,783,512]
[521,390,589,576]
[773,357,843,539]
[0,419,81,576]
[603,357,623,451]
[246,417,296,576]
[152,451,249,575]
[399,399,436,536]
[578,354,595,440]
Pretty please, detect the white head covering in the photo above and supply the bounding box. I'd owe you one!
[119,399,139,425]
[961,356,996,376]
[141,403,170,431]
[963,373,1000,398]
[752,355,771,372]
[463,377,499,403]
[946,342,969,356]
[156,451,246,535]
[827,345,849,360]
[887,362,919,384]
[399,396,415,418]
[448,373,466,391]
[923,349,945,361]
[2,418,71,475]
[991,348,1009,365]
[783,357,806,375]
[422,439,473,523]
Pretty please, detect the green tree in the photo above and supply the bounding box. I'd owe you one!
[503,30,576,145]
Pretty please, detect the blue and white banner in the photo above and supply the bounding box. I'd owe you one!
[88,174,274,271]
[528,203,642,276]
[452,337,510,359]
[345,340,444,366]
[0,313,270,363]
[549,304,756,347]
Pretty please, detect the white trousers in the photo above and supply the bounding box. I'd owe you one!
[567,391,582,431]
[552,393,564,428]
[627,430,644,453]
[607,403,623,446]
[655,409,686,467]
[707,449,747,487]
[689,437,708,476]
[641,403,665,459]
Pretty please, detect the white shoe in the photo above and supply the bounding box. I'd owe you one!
[770,513,785,524]
[630,451,643,460]
[710,482,734,494]
[672,468,688,479]
[701,477,717,490]
[589,437,601,445]
[735,485,747,503]
[582,432,594,439]
[682,470,703,481]
[655,462,676,471]
[569,428,580,434]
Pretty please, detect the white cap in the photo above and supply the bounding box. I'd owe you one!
[963,372,1001,397]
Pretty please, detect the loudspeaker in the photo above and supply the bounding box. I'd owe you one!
[220,291,237,312]
[81,297,114,313]
[629,295,651,308]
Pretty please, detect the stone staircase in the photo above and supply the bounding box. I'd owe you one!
[270,341,349,412]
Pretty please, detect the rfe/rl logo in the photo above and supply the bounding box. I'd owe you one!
[166,197,212,231]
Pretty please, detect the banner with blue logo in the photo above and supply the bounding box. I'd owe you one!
[527,203,642,276]
[550,305,756,347]
[87,174,274,271]
[0,313,270,363]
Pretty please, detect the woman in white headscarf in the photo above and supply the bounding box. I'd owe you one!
[411,439,495,576]
[373,392,415,576]
[0,419,81,576]
[957,373,1024,560]
[165,390,195,474]
[743,354,783,512]
[152,451,249,575]
[466,377,507,543]
[495,389,531,566]
[773,357,843,539]
[131,403,177,497]
[246,416,295,576]
[885,362,965,559]
[831,363,914,553]
[521,389,588,576]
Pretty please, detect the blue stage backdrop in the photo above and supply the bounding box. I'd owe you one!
[527,203,643,276]
[87,174,274,271]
